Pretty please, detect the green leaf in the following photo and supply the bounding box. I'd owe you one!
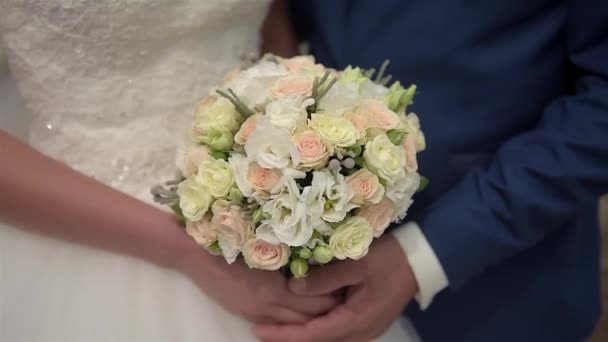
[354,156,366,168]
[417,176,430,192]
[170,203,187,223]
[387,129,407,145]
[210,150,229,161]
[348,144,362,157]
[208,241,221,253]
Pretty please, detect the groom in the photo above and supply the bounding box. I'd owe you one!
[257,1,608,341]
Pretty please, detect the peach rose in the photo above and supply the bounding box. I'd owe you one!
[181,145,211,178]
[402,135,419,173]
[271,75,313,99]
[223,67,241,83]
[185,215,220,255]
[345,111,370,134]
[234,113,263,145]
[356,99,400,131]
[283,56,323,74]
[357,197,396,237]
[292,130,332,169]
[211,200,254,263]
[346,169,385,205]
[247,163,282,197]
[242,239,291,271]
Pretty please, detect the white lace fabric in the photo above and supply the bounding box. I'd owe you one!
[0,0,269,201]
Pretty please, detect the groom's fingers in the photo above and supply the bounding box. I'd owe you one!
[288,260,361,296]
[283,293,340,316]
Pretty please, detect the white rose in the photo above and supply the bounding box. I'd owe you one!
[318,82,360,114]
[227,61,288,108]
[364,134,406,185]
[329,217,374,260]
[359,80,389,100]
[177,178,213,222]
[311,170,357,223]
[245,119,300,169]
[309,113,359,148]
[180,145,212,178]
[265,96,310,133]
[386,173,420,221]
[195,159,234,198]
[228,153,253,197]
[242,239,291,271]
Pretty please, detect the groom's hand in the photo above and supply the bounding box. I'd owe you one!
[254,235,418,342]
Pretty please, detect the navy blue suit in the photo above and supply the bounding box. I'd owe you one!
[290,1,607,341]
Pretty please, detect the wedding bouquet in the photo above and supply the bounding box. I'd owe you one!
[153,54,426,277]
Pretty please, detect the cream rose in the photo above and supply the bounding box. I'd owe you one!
[212,200,254,263]
[195,159,234,198]
[234,113,263,145]
[248,163,282,197]
[398,113,426,152]
[356,198,396,237]
[181,145,212,178]
[329,217,374,260]
[242,239,291,271]
[402,135,418,173]
[356,99,400,131]
[193,97,243,142]
[177,178,213,222]
[309,114,359,148]
[292,130,332,169]
[364,134,406,185]
[345,169,385,205]
[186,215,220,253]
[270,75,313,99]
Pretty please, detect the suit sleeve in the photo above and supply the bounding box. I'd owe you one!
[418,1,608,289]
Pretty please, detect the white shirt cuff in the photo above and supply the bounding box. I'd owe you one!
[391,222,449,310]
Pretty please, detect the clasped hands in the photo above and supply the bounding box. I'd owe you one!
[186,234,418,342]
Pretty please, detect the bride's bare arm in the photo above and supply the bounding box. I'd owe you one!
[0,130,191,269]
[0,130,338,322]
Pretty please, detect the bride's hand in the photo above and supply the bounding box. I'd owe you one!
[177,246,340,325]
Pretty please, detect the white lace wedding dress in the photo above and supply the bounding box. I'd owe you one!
[0,1,420,340]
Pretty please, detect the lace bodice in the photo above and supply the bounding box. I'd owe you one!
[0,0,270,201]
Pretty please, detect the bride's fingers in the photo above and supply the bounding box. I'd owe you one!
[265,307,312,325]
[282,293,341,316]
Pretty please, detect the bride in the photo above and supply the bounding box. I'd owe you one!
[0,1,419,340]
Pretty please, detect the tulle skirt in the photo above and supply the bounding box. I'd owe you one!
[0,223,420,341]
